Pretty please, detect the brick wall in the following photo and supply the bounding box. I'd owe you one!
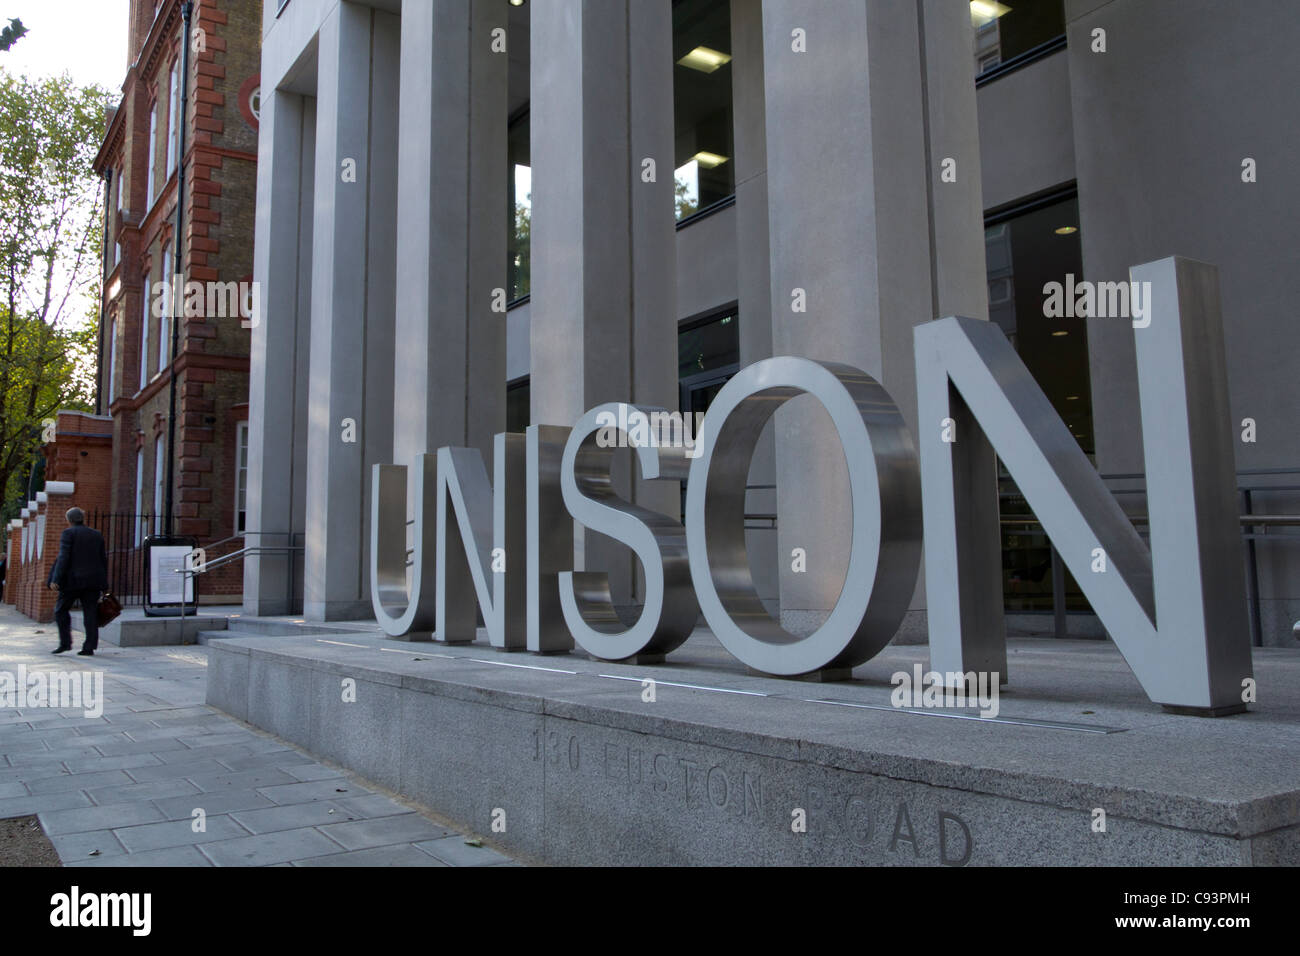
[90,0,261,603]
[8,488,82,624]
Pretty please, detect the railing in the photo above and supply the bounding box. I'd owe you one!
[1000,469,1300,645]
[84,510,159,605]
[175,531,304,616]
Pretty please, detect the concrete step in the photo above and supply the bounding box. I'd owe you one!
[219,617,341,637]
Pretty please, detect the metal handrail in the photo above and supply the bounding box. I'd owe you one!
[171,542,305,620]
[178,543,302,577]
[999,468,1300,646]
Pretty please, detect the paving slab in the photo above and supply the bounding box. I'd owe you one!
[151,789,276,821]
[294,845,450,867]
[316,813,454,850]
[48,829,127,862]
[416,835,512,867]
[113,815,251,852]
[229,801,359,834]
[39,801,167,836]
[0,605,517,867]
[197,826,345,866]
[75,845,214,867]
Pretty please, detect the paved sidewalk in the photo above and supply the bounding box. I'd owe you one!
[0,605,515,866]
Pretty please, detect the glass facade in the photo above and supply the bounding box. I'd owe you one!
[985,193,1094,613]
[506,377,530,434]
[507,111,530,303]
[506,1,741,291]
[502,310,740,435]
[972,0,1065,76]
[672,0,734,220]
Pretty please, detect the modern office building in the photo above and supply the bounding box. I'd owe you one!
[243,0,1299,649]
[92,0,263,600]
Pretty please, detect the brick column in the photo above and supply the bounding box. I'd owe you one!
[2,522,18,604]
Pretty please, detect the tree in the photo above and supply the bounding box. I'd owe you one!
[0,72,110,521]
[510,192,531,300]
[0,18,26,53]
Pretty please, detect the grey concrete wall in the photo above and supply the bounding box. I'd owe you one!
[207,636,1300,865]
[760,0,989,637]
[529,0,680,610]
[302,3,399,621]
[977,50,1076,210]
[730,0,777,615]
[245,86,314,616]
[1066,0,1300,645]
[392,0,508,470]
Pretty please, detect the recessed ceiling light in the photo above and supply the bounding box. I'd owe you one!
[509,0,525,6]
[692,150,729,169]
[1065,395,1080,400]
[1052,330,1069,337]
[970,1,1012,27]
[1054,225,1078,235]
[677,46,732,74]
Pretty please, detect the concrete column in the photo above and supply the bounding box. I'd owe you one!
[244,87,314,616]
[730,0,779,614]
[303,3,399,621]
[761,0,990,637]
[393,0,508,469]
[530,0,678,612]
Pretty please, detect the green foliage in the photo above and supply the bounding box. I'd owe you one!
[0,71,112,521]
[0,18,26,53]
[510,193,530,301]
[674,175,698,221]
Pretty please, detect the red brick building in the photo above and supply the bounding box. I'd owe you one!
[92,0,262,601]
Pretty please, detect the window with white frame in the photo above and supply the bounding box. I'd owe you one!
[146,104,157,204]
[167,60,179,172]
[139,271,150,391]
[134,451,144,545]
[235,421,249,534]
[154,439,165,535]
[158,270,170,375]
[107,317,118,403]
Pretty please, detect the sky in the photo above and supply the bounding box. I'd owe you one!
[1,0,130,91]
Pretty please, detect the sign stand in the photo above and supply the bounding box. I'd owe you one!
[142,534,199,617]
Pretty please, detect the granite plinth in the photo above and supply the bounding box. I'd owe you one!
[206,624,1300,866]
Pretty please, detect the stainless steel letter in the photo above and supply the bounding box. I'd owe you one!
[914,256,1253,713]
[527,424,574,653]
[685,357,922,676]
[559,404,698,661]
[370,455,438,638]
[435,434,527,647]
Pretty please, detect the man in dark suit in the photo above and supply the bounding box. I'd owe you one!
[46,507,108,656]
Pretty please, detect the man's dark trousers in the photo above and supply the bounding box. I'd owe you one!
[54,588,101,652]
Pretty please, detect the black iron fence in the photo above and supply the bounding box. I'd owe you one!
[84,510,159,605]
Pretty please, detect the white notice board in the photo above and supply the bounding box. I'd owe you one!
[150,546,195,604]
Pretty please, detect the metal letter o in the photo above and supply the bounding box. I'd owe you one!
[685,357,922,676]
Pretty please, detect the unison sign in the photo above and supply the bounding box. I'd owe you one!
[370,258,1253,715]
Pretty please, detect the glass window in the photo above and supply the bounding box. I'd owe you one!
[146,103,157,204]
[157,270,170,376]
[139,271,150,391]
[134,451,144,546]
[107,316,118,403]
[678,309,739,419]
[235,421,248,534]
[673,0,734,220]
[507,113,530,303]
[506,378,530,433]
[984,194,1093,613]
[167,61,180,172]
[154,439,165,535]
[971,0,1065,76]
